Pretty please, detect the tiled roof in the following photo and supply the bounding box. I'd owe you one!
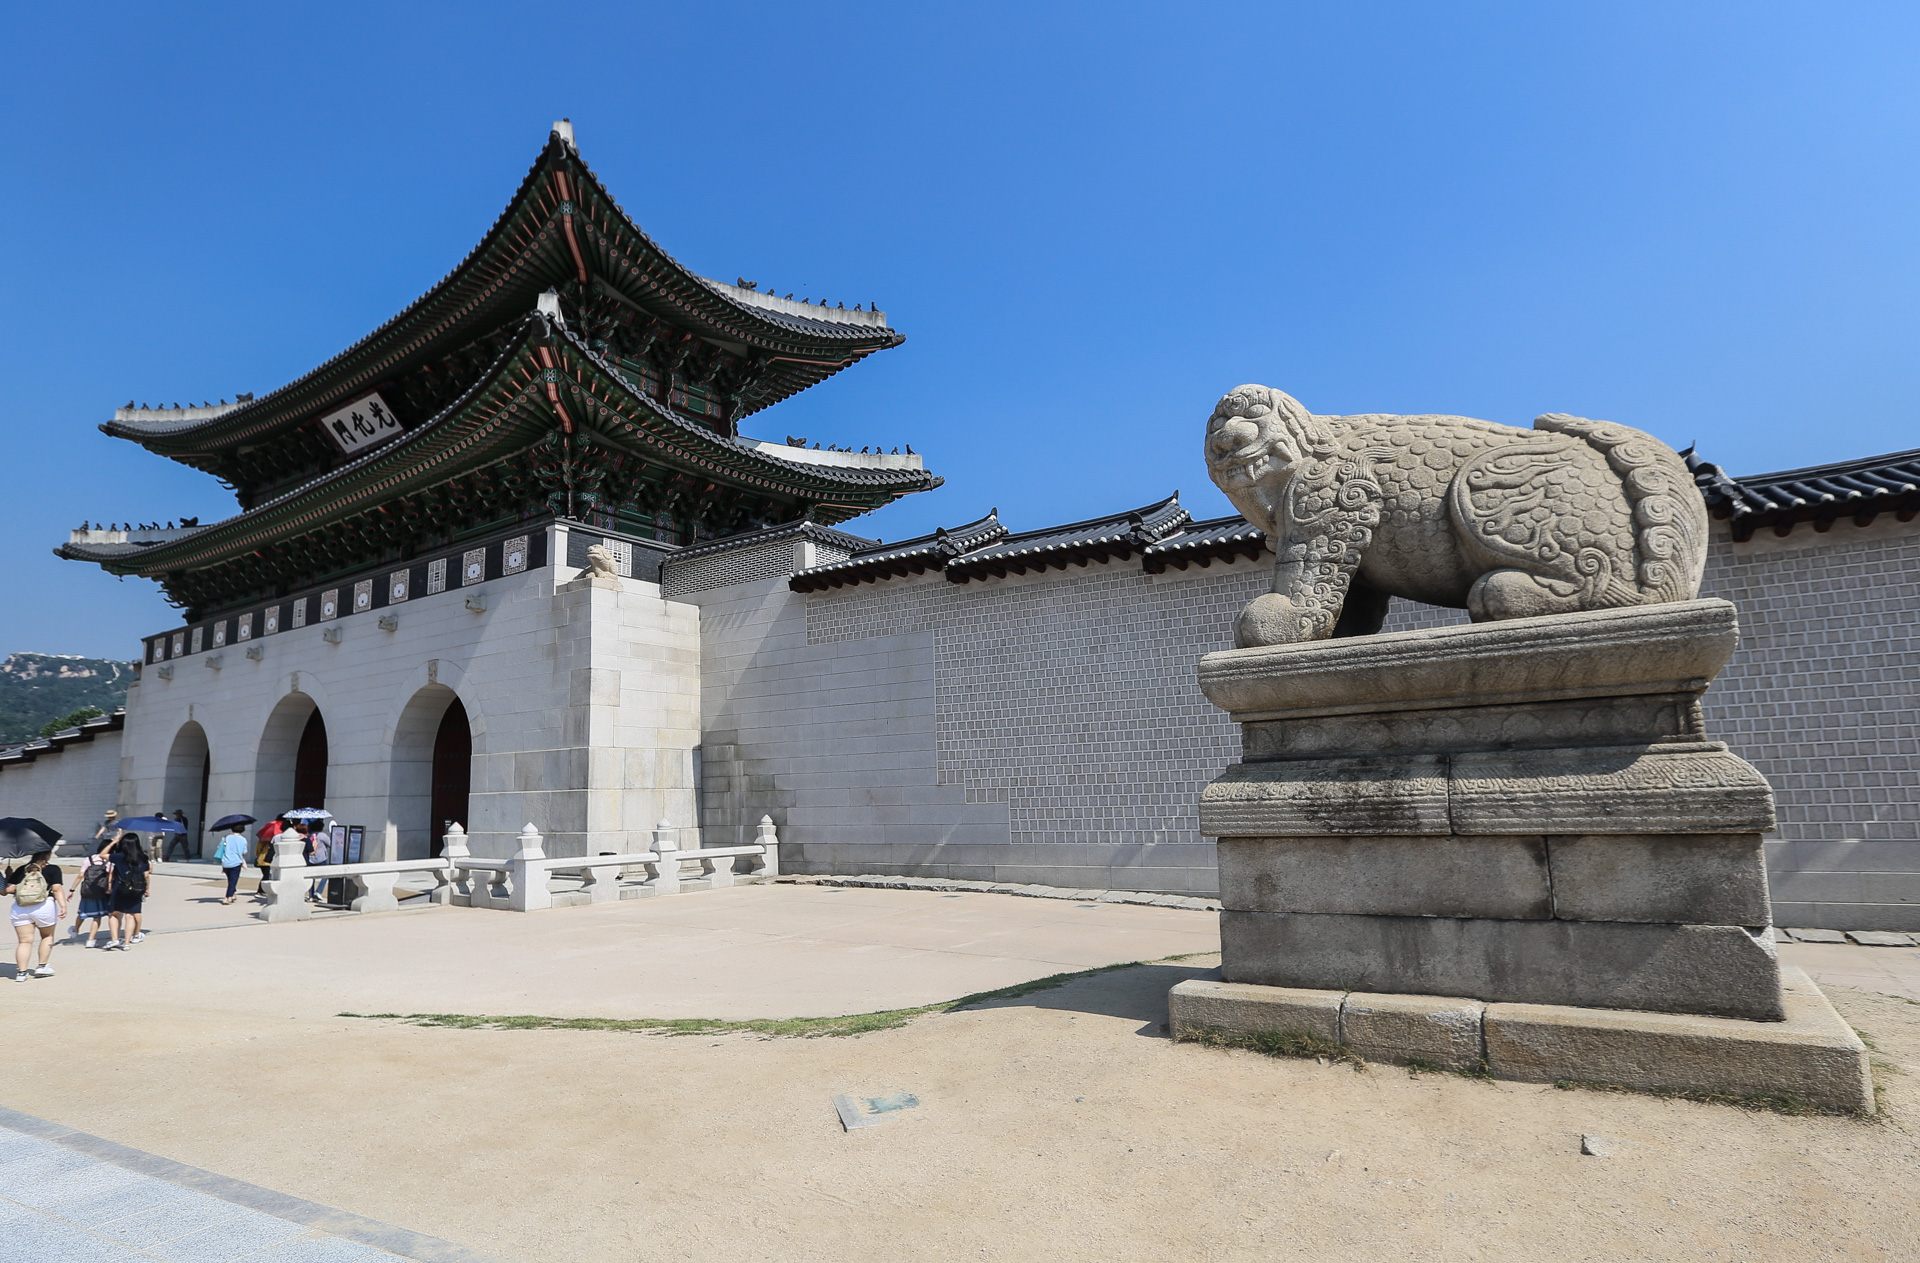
[789,511,1006,591]
[0,709,125,770]
[1689,447,1920,540]
[1141,514,1271,573]
[102,126,903,462]
[60,313,940,577]
[944,494,1190,584]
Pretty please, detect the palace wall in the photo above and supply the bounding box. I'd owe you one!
[110,542,699,863]
[681,515,1920,928]
[686,554,1265,891]
[0,730,124,849]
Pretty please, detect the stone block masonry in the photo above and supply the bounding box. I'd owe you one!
[1170,966,1874,1113]
[97,525,702,865]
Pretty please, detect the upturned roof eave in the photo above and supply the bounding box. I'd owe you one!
[102,129,904,459]
[65,315,939,577]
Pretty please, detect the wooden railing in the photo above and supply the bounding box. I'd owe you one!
[260,816,780,921]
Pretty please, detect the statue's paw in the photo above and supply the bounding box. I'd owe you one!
[1466,569,1589,621]
[1235,593,1312,647]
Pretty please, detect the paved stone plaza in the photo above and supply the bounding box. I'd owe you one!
[3,872,1918,1261]
[0,1114,453,1263]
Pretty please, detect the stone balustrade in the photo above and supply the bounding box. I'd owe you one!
[263,816,781,919]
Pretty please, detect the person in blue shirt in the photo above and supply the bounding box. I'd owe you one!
[213,825,249,905]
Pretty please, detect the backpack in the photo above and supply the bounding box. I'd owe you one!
[12,866,49,907]
[80,861,111,899]
[118,862,148,898]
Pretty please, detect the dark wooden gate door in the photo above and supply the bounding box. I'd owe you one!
[429,698,471,857]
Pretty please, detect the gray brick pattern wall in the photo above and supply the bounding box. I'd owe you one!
[667,540,851,598]
[710,518,1920,924]
[1699,527,1920,929]
[808,568,1264,850]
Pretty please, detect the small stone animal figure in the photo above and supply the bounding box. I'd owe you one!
[584,544,620,579]
[1204,385,1708,647]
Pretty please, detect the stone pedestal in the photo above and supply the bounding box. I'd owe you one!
[1178,599,1874,1111]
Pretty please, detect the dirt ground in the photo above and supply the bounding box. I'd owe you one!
[7,880,1919,1261]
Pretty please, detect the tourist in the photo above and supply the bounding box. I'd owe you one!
[255,817,283,897]
[103,835,150,950]
[297,822,329,903]
[163,810,193,862]
[92,809,120,854]
[7,850,67,981]
[70,850,112,946]
[213,824,248,905]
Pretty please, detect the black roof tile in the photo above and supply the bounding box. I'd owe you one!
[944,494,1189,583]
[789,511,1006,591]
[1689,446,1920,539]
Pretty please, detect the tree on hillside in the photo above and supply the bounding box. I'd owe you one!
[40,706,105,738]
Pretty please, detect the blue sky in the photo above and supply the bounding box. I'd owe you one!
[4,2,1918,658]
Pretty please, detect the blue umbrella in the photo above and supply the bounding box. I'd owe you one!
[114,815,186,834]
[208,813,257,831]
[281,808,332,822]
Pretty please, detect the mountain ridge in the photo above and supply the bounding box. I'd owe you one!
[0,653,134,743]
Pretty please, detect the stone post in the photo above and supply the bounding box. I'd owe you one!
[649,818,681,895]
[432,823,468,905]
[752,815,781,877]
[259,831,311,923]
[507,823,551,912]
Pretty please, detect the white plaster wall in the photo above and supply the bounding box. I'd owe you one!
[120,550,700,862]
[0,732,125,849]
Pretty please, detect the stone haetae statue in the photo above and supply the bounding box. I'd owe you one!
[583,544,620,580]
[1204,385,1709,647]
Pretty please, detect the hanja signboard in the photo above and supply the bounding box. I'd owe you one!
[318,393,404,456]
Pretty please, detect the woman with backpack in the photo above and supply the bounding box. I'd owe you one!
[70,850,113,946]
[104,835,150,950]
[7,850,67,981]
[213,823,249,905]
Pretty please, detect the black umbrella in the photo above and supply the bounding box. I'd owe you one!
[208,813,257,831]
[0,818,62,861]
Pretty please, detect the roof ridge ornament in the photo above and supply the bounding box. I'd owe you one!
[537,289,568,332]
[551,118,577,151]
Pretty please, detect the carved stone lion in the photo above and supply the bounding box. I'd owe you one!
[584,544,620,579]
[1204,385,1708,647]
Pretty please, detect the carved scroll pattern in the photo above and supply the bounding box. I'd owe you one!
[1280,447,1384,640]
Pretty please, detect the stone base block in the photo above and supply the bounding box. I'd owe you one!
[1339,992,1486,1070]
[1484,968,1872,1113]
[1169,967,1872,1113]
[1217,833,1770,926]
[1163,978,1342,1044]
[1218,835,1550,919]
[1220,909,1784,1020]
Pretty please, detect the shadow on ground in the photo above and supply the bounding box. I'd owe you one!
[961,960,1222,1034]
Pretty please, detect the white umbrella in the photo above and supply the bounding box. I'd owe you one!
[282,807,333,822]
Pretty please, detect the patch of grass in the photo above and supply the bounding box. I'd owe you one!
[1404,1057,1496,1082]
[342,953,1208,1040]
[1177,1023,1367,1071]
[1551,1077,1861,1118]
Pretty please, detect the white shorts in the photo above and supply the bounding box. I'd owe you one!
[10,900,58,929]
